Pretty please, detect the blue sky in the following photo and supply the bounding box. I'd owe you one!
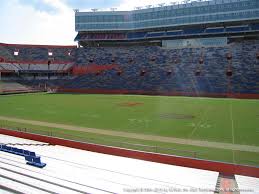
[0,0,180,45]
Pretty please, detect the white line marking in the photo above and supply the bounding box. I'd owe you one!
[189,108,209,138]
[229,101,236,163]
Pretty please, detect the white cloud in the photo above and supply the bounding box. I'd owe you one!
[0,0,76,45]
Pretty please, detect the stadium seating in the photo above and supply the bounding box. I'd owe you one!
[251,23,259,31]
[0,144,46,168]
[25,155,46,168]
[127,32,147,39]
[62,39,258,95]
[0,43,74,63]
[76,33,126,40]
[183,28,205,35]
[205,28,225,34]
[166,30,183,36]
[146,32,166,38]
[0,81,31,91]
[1,39,258,96]
[74,24,259,41]
[225,26,250,33]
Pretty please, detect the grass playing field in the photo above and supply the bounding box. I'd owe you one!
[0,93,258,166]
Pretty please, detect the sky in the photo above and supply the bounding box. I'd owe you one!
[0,0,182,45]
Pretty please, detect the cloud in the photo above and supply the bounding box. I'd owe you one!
[64,0,121,10]
[0,0,182,45]
[0,0,76,45]
[17,0,58,14]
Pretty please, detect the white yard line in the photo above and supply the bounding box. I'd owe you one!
[229,101,236,163]
[0,115,259,153]
[188,107,210,139]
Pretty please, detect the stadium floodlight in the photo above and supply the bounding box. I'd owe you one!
[135,6,142,10]
[146,5,152,9]
[14,49,19,56]
[110,8,117,11]
[91,8,98,12]
[158,3,165,7]
[73,9,79,13]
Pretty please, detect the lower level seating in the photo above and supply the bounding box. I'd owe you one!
[62,40,259,95]
[3,39,258,96]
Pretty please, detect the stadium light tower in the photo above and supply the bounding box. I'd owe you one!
[73,9,79,13]
[146,5,152,9]
[91,8,98,12]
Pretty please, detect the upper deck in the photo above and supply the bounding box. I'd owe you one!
[75,0,259,32]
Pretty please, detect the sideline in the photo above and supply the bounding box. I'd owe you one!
[0,115,258,153]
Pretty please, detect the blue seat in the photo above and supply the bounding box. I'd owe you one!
[33,157,41,163]
[11,147,19,153]
[5,146,12,153]
[2,145,8,151]
[29,152,36,157]
[25,155,33,162]
[0,145,47,168]
[9,147,24,156]
[26,156,46,168]
[24,150,30,156]
[17,148,24,156]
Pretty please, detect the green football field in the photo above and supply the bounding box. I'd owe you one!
[0,93,258,166]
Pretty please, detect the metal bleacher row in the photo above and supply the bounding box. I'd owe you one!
[0,144,46,168]
[0,63,73,72]
[0,81,30,91]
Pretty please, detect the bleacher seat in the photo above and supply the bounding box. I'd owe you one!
[25,155,46,168]
[23,150,30,156]
[226,26,250,33]
[205,28,224,34]
[0,144,46,168]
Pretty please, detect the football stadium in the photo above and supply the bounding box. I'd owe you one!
[0,0,259,193]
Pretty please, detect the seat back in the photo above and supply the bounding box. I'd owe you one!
[25,155,33,162]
